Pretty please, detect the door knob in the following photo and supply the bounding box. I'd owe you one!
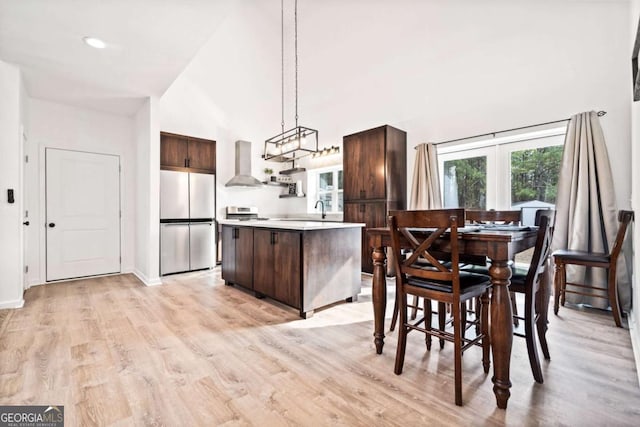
[48,222,56,228]
[23,221,29,226]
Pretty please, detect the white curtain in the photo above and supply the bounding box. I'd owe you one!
[552,111,630,310]
[410,143,442,209]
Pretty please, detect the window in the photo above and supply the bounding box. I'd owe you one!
[510,146,563,205]
[438,127,565,225]
[308,166,343,213]
[443,154,488,209]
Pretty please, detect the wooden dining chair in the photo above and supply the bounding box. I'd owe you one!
[509,213,553,383]
[552,210,634,327]
[463,209,522,324]
[388,209,492,406]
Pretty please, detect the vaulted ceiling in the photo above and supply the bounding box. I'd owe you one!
[0,0,244,115]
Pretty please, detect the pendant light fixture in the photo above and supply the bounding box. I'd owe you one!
[263,0,318,174]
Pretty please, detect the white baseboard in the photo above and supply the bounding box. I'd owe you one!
[28,277,42,287]
[28,280,45,287]
[629,310,640,387]
[0,298,25,309]
[133,270,162,286]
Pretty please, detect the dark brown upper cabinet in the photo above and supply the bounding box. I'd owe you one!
[160,132,216,174]
[343,125,406,202]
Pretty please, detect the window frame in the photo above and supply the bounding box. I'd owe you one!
[437,127,566,210]
[307,165,343,213]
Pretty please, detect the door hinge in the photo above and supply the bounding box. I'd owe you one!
[25,265,29,273]
[25,210,29,218]
[24,155,29,163]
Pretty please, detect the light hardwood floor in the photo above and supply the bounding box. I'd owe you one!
[1,269,639,426]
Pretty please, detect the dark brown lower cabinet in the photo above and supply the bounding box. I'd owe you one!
[253,229,301,308]
[221,225,254,288]
[344,201,388,273]
[222,224,361,318]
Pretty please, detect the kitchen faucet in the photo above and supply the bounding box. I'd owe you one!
[314,200,326,219]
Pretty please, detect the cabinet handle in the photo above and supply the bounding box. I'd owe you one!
[233,228,239,239]
[187,158,191,167]
[270,232,277,245]
[184,158,188,167]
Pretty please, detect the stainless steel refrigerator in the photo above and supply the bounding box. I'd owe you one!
[160,170,215,275]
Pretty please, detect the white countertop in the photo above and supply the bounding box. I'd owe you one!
[218,219,365,231]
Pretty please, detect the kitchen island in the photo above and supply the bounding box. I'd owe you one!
[219,219,364,318]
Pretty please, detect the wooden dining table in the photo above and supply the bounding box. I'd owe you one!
[367,225,540,409]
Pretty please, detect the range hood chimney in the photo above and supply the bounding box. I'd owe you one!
[225,140,264,187]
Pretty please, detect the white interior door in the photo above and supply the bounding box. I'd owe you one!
[21,126,30,289]
[46,148,120,281]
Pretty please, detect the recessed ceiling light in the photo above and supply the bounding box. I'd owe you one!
[83,36,106,49]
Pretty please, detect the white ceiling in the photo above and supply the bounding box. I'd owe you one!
[0,0,236,115]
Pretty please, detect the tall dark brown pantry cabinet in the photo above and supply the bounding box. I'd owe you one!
[343,125,406,273]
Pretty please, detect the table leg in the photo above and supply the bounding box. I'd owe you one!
[372,245,387,354]
[489,259,513,409]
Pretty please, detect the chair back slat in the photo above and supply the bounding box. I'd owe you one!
[391,209,465,229]
[524,215,552,288]
[466,209,521,225]
[402,226,449,272]
[610,210,634,261]
[534,209,555,229]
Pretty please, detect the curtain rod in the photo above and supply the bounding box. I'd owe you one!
[418,110,607,148]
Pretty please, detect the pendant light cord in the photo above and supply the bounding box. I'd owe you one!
[294,0,299,128]
[281,0,285,135]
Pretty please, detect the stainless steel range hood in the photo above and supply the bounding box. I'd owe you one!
[225,140,263,187]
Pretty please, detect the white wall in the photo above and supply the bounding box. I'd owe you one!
[161,0,632,217]
[0,60,24,308]
[295,0,631,213]
[134,97,161,285]
[160,0,305,219]
[630,0,640,384]
[27,98,137,283]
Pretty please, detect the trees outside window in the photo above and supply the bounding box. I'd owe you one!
[443,156,487,209]
[510,146,563,205]
[438,128,565,215]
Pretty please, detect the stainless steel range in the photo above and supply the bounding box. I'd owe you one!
[225,206,269,221]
